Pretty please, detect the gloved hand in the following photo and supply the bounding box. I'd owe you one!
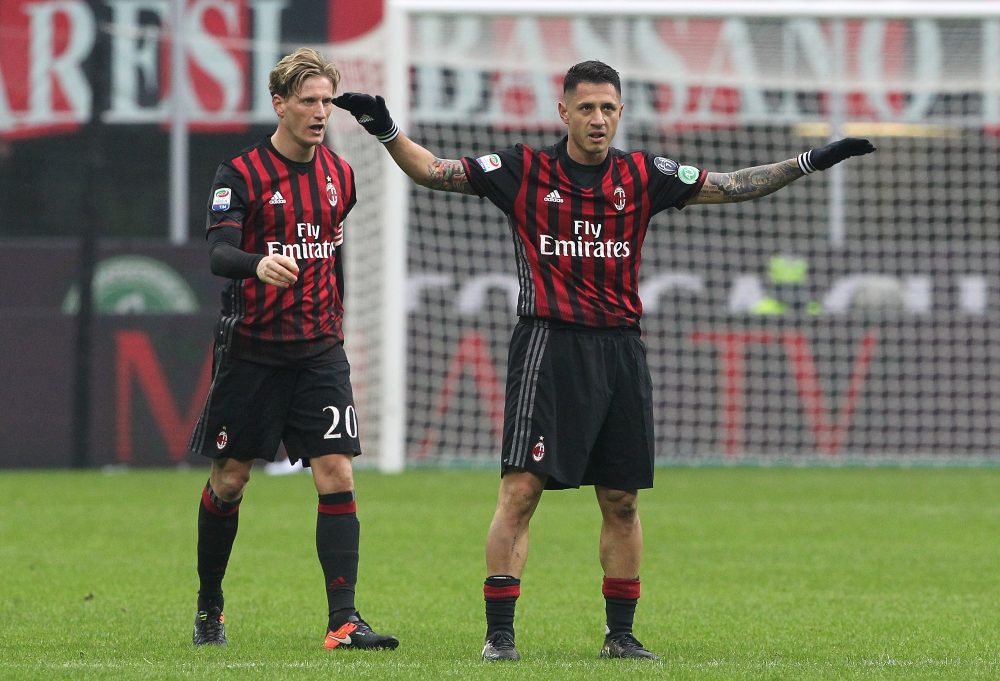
[333,92,398,143]
[798,138,876,173]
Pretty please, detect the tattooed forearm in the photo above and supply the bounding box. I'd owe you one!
[694,159,804,204]
[424,158,477,194]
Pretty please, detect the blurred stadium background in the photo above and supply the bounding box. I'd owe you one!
[2,0,999,470]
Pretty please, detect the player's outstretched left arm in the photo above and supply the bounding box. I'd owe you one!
[334,92,476,195]
[688,138,876,205]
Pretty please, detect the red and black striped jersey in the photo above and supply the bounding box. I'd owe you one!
[461,137,705,329]
[205,138,356,363]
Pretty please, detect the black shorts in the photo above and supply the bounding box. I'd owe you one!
[500,318,655,491]
[188,349,362,465]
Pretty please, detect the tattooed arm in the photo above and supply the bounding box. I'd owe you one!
[687,159,804,205]
[383,132,477,195]
[688,138,876,205]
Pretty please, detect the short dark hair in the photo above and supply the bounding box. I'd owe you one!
[563,60,621,97]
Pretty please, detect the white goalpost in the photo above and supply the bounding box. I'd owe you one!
[344,0,1000,470]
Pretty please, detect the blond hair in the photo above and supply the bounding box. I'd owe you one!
[268,47,340,99]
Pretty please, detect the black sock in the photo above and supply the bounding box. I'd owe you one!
[603,576,640,637]
[484,575,520,638]
[197,481,241,611]
[317,491,359,631]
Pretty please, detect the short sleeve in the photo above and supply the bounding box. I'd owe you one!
[460,145,524,214]
[645,153,707,215]
[205,162,249,237]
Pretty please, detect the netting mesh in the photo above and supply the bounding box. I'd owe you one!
[346,12,1000,466]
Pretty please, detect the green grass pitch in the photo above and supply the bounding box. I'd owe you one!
[1,467,998,680]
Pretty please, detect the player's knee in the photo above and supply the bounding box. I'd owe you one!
[499,481,542,517]
[613,501,638,522]
[601,490,639,522]
[212,469,250,501]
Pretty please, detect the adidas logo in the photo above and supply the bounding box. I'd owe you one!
[268,191,286,205]
[357,114,375,124]
[543,190,564,203]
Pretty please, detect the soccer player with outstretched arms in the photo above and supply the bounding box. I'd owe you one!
[337,59,874,662]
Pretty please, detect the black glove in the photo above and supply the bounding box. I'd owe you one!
[798,138,876,173]
[333,92,398,143]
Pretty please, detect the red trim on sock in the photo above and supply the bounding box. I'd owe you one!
[602,577,640,600]
[484,584,521,600]
[318,500,357,515]
[201,486,240,517]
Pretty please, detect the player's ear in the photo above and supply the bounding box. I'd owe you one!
[273,93,285,118]
[558,100,569,124]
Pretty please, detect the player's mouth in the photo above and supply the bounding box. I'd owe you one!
[588,131,606,143]
[309,124,325,135]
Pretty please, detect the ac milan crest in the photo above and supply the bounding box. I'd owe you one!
[531,436,545,462]
[216,428,229,450]
[613,185,626,211]
[326,175,338,207]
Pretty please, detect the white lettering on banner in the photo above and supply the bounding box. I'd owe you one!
[958,276,987,314]
[822,275,930,313]
[108,0,168,120]
[26,0,96,125]
[408,16,997,125]
[486,20,558,120]
[408,273,455,313]
[185,0,243,115]
[983,21,1000,123]
[455,273,519,316]
[250,0,288,119]
[640,273,705,313]
[0,54,13,130]
[859,19,940,122]
[407,272,994,316]
[727,276,770,313]
[6,10,1000,133]
[103,0,288,126]
[411,16,491,123]
[630,18,688,119]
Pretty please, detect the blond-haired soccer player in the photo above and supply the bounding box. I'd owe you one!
[188,47,398,651]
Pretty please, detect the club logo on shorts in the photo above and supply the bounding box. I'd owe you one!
[531,436,545,462]
[216,427,229,450]
[613,185,626,211]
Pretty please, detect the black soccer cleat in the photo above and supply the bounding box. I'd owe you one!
[324,612,399,650]
[600,632,659,660]
[192,606,227,646]
[482,630,520,661]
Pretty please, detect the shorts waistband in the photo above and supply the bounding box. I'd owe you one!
[517,317,641,337]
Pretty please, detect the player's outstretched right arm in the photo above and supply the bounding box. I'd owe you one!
[334,92,476,195]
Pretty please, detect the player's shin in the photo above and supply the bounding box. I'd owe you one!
[316,490,360,629]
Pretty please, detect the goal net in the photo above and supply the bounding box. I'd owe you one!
[344,1,1000,469]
